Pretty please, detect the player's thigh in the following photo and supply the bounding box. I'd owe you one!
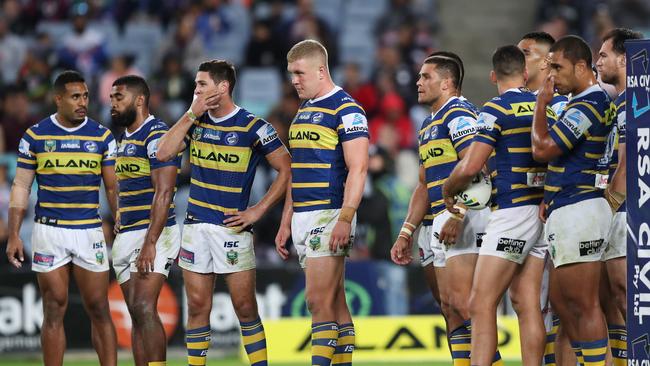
[72,264,110,311]
[305,256,345,302]
[445,253,477,296]
[225,269,257,306]
[605,257,626,292]
[37,266,71,311]
[471,254,519,306]
[509,255,545,307]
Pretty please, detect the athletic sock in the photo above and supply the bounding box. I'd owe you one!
[240,317,268,366]
[312,321,339,366]
[581,338,608,366]
[186,325,211,366]
[608,324,627,366]
[449,321,471,366]
[332,322,355,365]
[543,315,560,366]
[570,340,585,366]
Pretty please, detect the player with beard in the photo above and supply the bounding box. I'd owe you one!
[6,70,118,366]
[595,27,643,366]
[109,75,181,366]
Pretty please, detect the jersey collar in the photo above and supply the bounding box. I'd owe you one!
[571,84,602,100]
[50,114,88,132]
[124,115,155,138]
[309,86,341,103]
[431,96,458,119]
[208,106,241,123]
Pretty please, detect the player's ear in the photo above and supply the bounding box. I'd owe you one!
[617,54,626,69]
[319,65,325,80]
[489,70,497,85]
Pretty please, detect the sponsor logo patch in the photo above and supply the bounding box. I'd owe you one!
[496,237,526,254]
[179,247,195,264]
[579,239,604,256]
[33,252,54,267]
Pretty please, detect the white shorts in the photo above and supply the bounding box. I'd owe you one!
[179,223,256,274]
[545,198,612,267]
[112,225,181,284]
[418,225,445,268]
[603,212,626,261]
[291,209,356,269]
[479,205,547,264]
[431,208,489,261]
[31,223,109,273]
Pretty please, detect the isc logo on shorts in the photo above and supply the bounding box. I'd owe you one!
[579,239,604,256]
[496,237,526,254]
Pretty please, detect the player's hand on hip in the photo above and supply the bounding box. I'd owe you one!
[538,201,547,223]
[6,235,25,269]
[329,221,351,252]
[439,217,463,246]
[136,244,156,273]
[537,75,555,106]
[390,236,413,265]
[224,206,263,232]
[275,225,291,260]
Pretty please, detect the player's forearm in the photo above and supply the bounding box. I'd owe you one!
[158,116,193,162]
[143,188,174,246]
[7,207,26,239]
[609,146,626,195]
[279,184,293,229]
[532,103,553,162]
[105,186,118,220]
[404,182,428,227]
[342,166,367,210]
[255,165,290,214]
[444,160,476,200]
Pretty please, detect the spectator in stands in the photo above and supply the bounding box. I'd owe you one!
[57,2,108,76]
[155,11,206,74]
[17,32,55,108]
[280,0,338,66]
[98,54,141,112]
[151,53,196,119]
[0,84,34,153]
[245,20,283,68]
[343,63,379,120]
[370,92,416,150]
[0,13,27,85]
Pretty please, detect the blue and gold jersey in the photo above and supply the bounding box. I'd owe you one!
[418,96,478,217]
[289,86,369,212]
[544,85,613,214]
[603,91,626,212]
[475,88,552,209]
[116,116,181,233]
[17,115,116,229]
[186,107,284,225]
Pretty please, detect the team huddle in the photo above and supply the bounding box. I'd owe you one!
[0,28,641,366]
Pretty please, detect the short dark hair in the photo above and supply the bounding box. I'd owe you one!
[423,54,462,89]
[53,70,85,94]
[493,45,526,78]
[549,35,592,66]
[198,59,237,96]
[428,51,465,91]
[521,31,556,47]
[602,28,643,55]
[112,75,150,105]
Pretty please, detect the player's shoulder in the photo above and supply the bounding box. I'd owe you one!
[443,98,476,122]
[328,88,365,115]
[26,116,53,136]
[614,91,625,106]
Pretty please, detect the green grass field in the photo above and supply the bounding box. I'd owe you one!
[0,357,523,366]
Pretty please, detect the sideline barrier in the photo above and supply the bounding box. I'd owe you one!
[246,315,522,363]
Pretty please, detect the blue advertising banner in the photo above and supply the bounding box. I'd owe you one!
[626,38,650,364]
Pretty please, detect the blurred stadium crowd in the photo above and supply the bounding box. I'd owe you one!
[0,0,648,271]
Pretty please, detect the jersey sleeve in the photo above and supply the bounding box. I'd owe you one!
[17,129,37,170]
[474,102,505,147]
[549,105,593,154]
[252,119,284,155]
[146,124,180,169]
[337,104,369,142]
[447,112,478,153]
[550,94,569,117]
[101,130,117,167]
